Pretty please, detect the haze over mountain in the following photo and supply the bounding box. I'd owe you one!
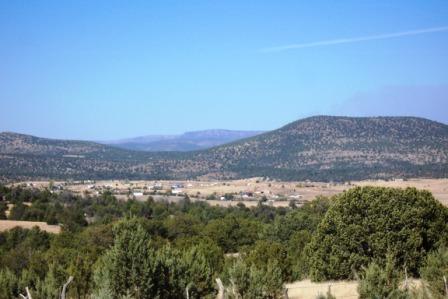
[101,129,265,152]
[1,116,447,181]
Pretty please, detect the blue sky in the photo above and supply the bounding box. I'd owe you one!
[0,1,447,140]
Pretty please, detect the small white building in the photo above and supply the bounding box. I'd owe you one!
[172,189,183,195]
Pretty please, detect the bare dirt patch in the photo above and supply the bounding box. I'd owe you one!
[0,220,61,234]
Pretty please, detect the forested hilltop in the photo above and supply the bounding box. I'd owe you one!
[1,185,448,298]
[1,116,448,181]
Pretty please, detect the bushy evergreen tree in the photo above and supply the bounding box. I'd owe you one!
[225,258,283,298]
[98,218,156,299]
[307,187,448,281]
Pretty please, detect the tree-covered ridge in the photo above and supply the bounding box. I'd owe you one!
[198,116,448,180]
[1,116,448,181]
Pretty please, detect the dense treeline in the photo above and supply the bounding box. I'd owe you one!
[0,185,447,298]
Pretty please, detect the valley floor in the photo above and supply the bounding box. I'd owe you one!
[14,177,448,206]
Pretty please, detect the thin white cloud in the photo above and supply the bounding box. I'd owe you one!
[261,26,448,52]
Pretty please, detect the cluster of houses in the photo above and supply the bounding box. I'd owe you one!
[30,179,309,204]
[214,190,305,204]
[79,181,190,198]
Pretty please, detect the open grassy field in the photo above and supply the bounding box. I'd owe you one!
[355,179,448,205]
[15,178,448,207]
[0,220,61,234]
[286,280,358,299]
[285,279,421,299]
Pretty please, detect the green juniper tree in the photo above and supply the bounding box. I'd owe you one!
[307,187,448,281]
[96,218,156,299]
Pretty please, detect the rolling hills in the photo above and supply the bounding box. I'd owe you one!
[1,116,448,181]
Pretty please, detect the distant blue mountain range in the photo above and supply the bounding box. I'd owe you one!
[101,129,265,151]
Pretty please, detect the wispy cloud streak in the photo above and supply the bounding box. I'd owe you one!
[261,26,448,52]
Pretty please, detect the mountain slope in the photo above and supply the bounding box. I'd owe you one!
[191,116,448,180]
[0,132,184,180]
[1,116,448,181]
[104,129,265,151]
[0,132,122,156]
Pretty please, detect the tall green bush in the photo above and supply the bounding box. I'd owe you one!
[420,247,448,298]
[307,187,448,281]
[358,257,408,299]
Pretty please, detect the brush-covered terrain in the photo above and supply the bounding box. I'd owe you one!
[0,185,447,298]
[1,116,448,181]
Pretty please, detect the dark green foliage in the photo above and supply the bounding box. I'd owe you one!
[0,268,18,299]
[0,202,7,219]
[174,236,224,275]
[288,230,312,280]
[8,202,28,220]
[203,215,263,252]
[3,184,447,297]
[95,219,217,299]
[0,185,320,298]
[307,186,448,281]
[358,258,409,299]
[267,196,330,243]
[420,247,448,298]
[264,196,331,280]
[0,227,51,276]
[225,258,284,298]
[182,245,216,297]
[100,218,157,299]
[244,240,290,281]
[0,184,322,297]
[163,213,201,240]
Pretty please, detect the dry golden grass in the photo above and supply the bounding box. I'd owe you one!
[14,178,448,207]
[285,280,358,299]
[285,279,421,299]
[354,179,448,205]
[0,220,61,234]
